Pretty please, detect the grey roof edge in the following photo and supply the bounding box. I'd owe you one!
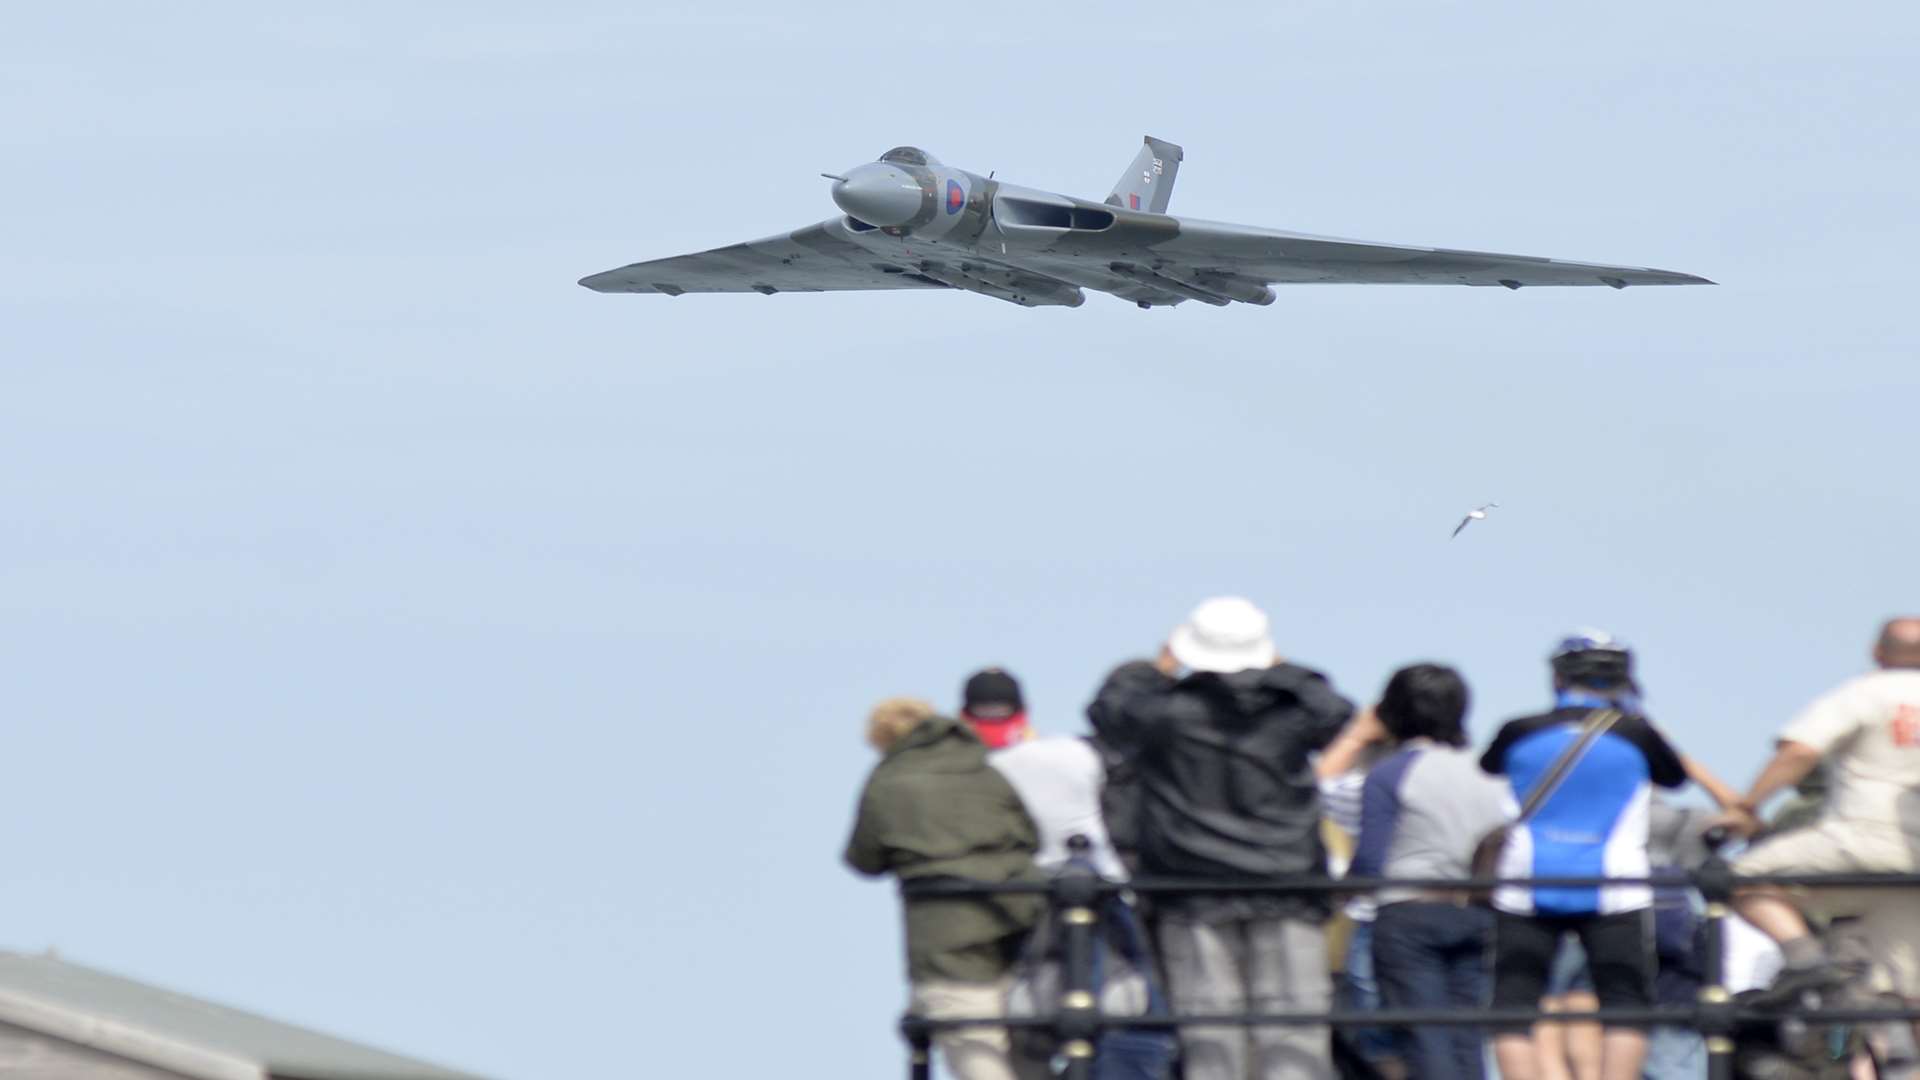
[0,982,262,1080]
[0,951,494,1080]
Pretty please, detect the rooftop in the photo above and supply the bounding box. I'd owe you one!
[0,950,489,1080]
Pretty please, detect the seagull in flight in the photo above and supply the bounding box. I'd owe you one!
[1452,502,1499,539]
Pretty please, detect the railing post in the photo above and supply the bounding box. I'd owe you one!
[1694,854,1737,1080]
[900,1015,932,1080]
[1055,841,1102,1080]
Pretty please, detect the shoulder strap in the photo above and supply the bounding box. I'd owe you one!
[1514,709,1622,824]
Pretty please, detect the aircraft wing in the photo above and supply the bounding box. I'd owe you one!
[1155,218,1711,288]
[578,220,946,296]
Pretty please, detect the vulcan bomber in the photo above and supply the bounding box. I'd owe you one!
[579,138,1710,309]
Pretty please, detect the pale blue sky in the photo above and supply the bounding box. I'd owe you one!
[3,3,1916,1077]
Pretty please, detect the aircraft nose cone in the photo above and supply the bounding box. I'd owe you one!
[830,164,924,227]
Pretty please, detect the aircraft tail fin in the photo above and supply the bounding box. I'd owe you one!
[1106,136,1182,214]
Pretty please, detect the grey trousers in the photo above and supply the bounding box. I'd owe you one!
[1158,915,1333,1080]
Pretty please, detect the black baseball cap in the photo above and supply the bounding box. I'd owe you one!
[962,669,1024,718]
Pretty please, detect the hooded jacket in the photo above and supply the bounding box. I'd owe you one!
[1087,660,1355,918]
[844,715,1046,982]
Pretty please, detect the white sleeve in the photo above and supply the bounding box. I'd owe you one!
[1778,679,1869,754]
[1319,771,1366,836]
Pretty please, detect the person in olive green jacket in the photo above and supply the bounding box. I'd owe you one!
[845,696,1045,1080]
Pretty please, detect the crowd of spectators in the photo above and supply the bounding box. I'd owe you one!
[844,603,1920,1080]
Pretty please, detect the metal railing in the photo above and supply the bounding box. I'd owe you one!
[897,856,1920,1080]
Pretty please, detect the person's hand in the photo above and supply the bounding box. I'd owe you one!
[1709,807,1763,840]
[1347,705,1389,745]
[1153,643,1180,676]
[1314,704,1391,780]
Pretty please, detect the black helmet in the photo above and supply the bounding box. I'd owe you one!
[1550,628,1636,690]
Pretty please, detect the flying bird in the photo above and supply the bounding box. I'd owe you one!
[1452,503,1499,539]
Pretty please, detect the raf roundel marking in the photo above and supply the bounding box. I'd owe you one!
[946,179,965,215]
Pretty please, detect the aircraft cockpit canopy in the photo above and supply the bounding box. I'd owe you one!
[879,146,938,167]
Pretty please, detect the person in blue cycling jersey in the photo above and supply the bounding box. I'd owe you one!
[1479,631,1694,1080]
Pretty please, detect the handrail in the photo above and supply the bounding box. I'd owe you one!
[900,870,1920,897]
[893,861,1920,1080]
[906,1005,1920,1031]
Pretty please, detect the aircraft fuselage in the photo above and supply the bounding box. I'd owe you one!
[822,147,1249,308]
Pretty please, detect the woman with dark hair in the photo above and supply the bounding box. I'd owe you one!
[1343,664,1511,1079]
[1375,663,1472,747]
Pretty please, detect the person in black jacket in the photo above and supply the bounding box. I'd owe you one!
[1087,596,1356,1080]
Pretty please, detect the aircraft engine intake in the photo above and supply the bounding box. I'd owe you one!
[992,193,1116,244]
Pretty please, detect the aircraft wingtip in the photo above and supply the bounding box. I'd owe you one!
[1664,269,1715,285]
[1639,270,1715,286]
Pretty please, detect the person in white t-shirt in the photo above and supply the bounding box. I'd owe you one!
[1719,617,1920,1003]
[959,668,1127,881]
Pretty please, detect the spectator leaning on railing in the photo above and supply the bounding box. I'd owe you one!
[1344,663,1509,1080]
[960,667,1128,882]
[1086,596,1355,1080]
[1477,631,1692,1080]
[844,697,1046,1080]
[1717,617,1920,1017]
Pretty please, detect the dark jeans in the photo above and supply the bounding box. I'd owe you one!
[1371,901,1493,1080]
[1339,920,1398,1065]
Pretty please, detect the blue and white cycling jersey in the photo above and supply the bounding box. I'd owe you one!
[1480,700,1687,916]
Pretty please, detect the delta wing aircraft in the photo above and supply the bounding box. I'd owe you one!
[579,138,1710,309]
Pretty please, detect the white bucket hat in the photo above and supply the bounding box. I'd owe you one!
[1168,596,1277,674]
